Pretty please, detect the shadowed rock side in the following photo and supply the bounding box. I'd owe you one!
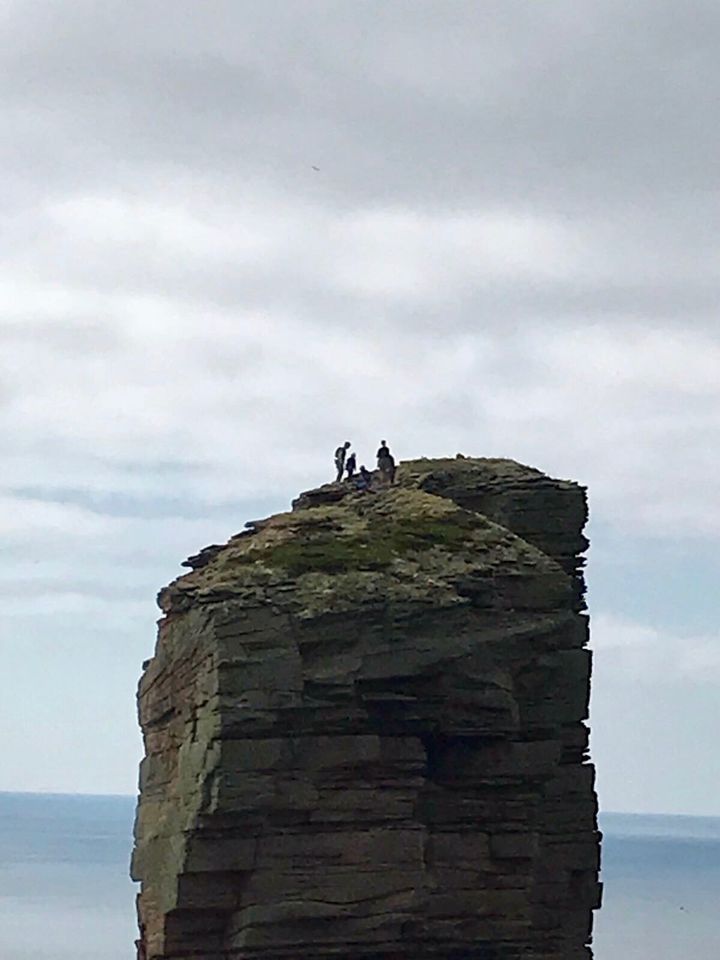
[132,457,601,960]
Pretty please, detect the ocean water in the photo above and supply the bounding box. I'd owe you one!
[0,793,137,960]
[594,812,720,958]
[0,793,717,959]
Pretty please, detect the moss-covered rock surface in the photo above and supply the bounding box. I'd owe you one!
[159,485,572,621]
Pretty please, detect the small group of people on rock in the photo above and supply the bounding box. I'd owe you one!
[333,440,396,491]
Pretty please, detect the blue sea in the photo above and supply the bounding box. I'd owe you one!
[0,793,717,958]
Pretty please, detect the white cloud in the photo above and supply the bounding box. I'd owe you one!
[591,612,720,683]
[328,208,576,299]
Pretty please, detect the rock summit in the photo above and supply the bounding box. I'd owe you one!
[132,456,601,959]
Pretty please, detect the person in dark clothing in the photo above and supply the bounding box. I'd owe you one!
[355,465,373,492]
[376,440,396,484]
[334,441,351,481]
[345,452,357,479]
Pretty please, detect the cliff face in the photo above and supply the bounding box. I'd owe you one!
[131,457,601,960]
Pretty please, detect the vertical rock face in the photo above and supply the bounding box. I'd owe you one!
[132,457,601,960]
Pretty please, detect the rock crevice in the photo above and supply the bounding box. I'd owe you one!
[132,457,601,959]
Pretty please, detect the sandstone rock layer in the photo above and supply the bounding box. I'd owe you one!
[132,457,601,960]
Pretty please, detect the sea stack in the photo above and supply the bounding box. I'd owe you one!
[131,457,602,959]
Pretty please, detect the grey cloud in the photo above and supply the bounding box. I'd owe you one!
[2,0,719,211]
[0,0,718,341]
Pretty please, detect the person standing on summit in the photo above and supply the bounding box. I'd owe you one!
[376,440,396,484]
[334,441,351,481]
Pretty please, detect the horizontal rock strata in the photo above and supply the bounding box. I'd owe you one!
[132,457,601,960]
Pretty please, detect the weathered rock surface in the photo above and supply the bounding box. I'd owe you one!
[132,457,601,960]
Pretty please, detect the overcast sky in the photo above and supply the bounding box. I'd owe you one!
[1,0,718,815]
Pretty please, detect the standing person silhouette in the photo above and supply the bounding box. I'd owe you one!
[334,442,351,481]
[345,452,357,479]
[376,440,396,484]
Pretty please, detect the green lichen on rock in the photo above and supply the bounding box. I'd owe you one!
[250,491,481,575]
[158,485,573,621]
